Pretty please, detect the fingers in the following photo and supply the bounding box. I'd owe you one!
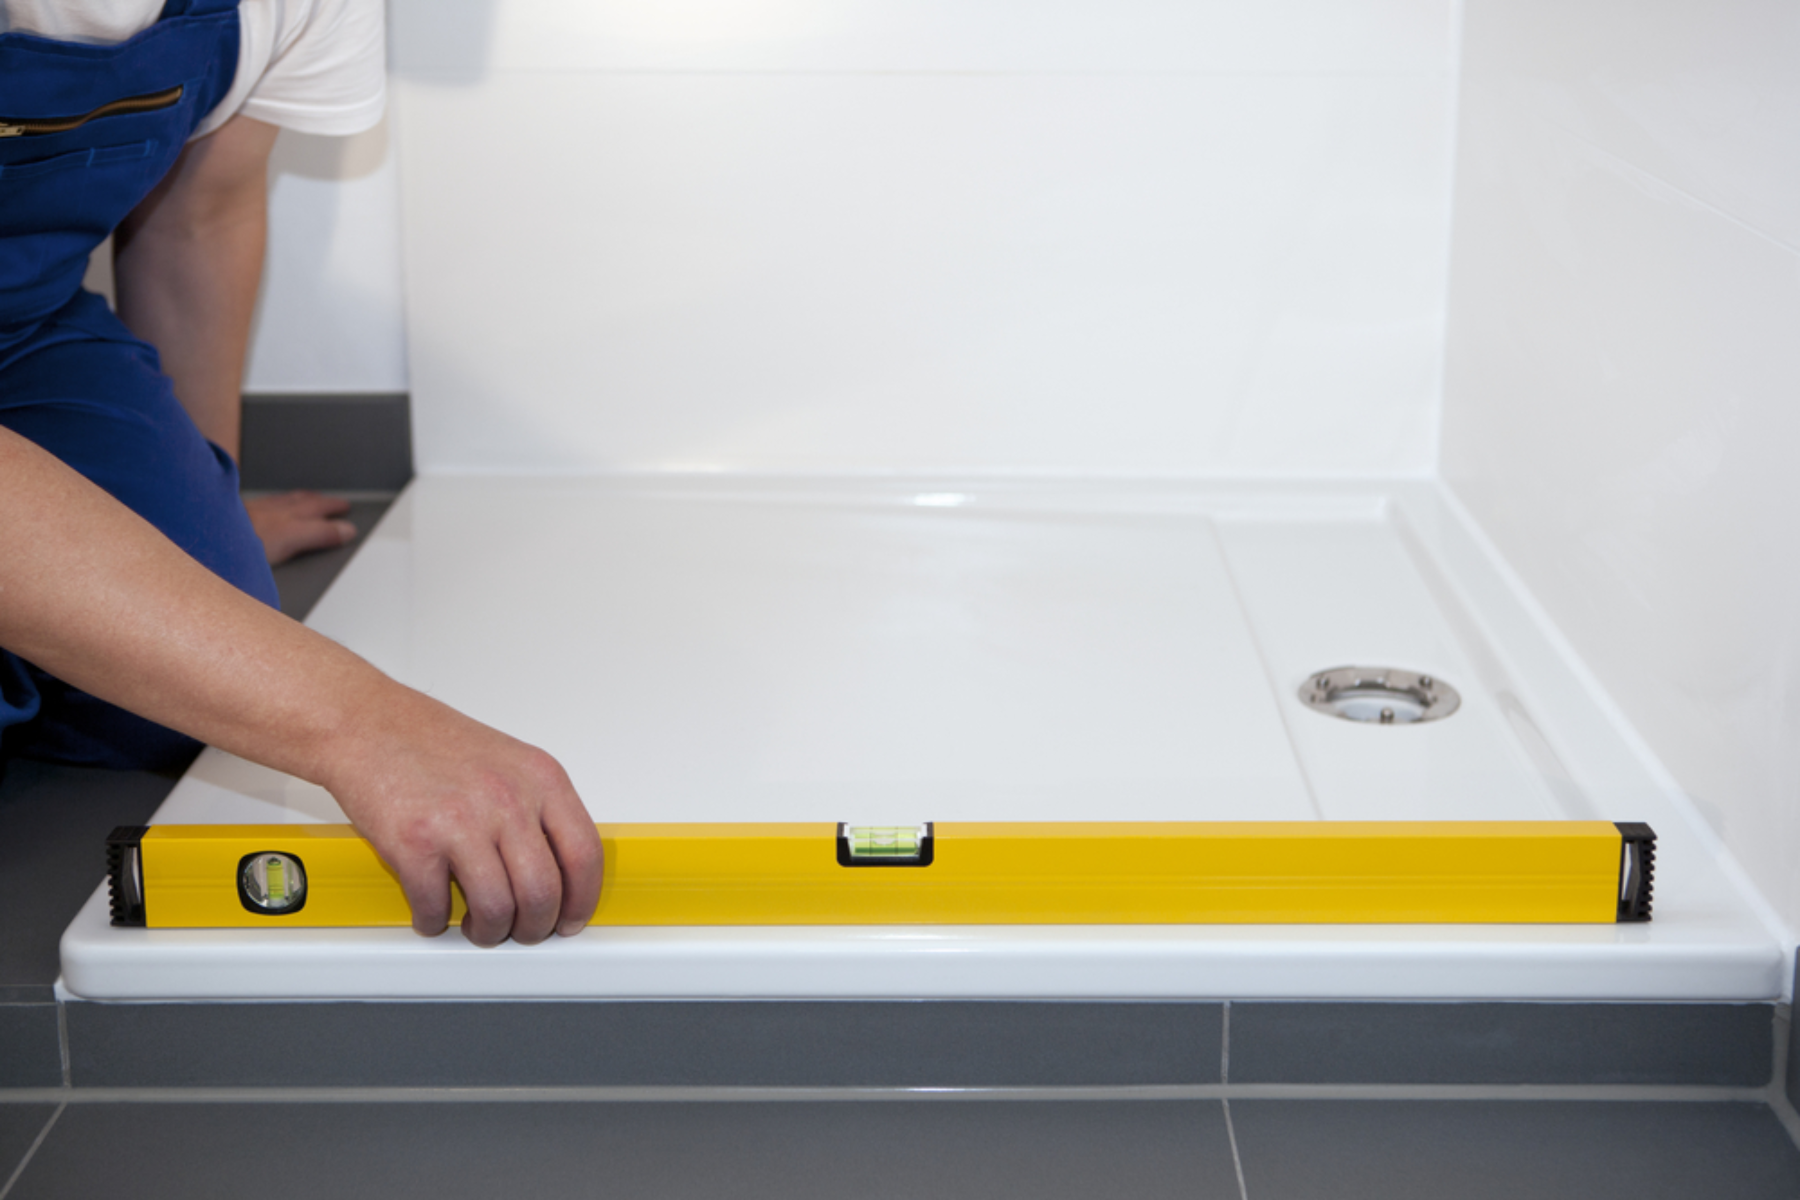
[390,855,455,939]
[244,491,358,566]
[497,825,566,945]
[267,519,357,565]
[450,843,517,948]
[295,491,352,518]
[542,795,604,937]
[250,490,352,518]
[324,695,599,948]
[423,766,590,947]
[388,832,549,947]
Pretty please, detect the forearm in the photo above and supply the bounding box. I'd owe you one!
[0,427,385,784]
[0,428,601,942]
[113,116,278,459]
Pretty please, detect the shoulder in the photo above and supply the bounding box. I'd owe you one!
[255,0,385,62]
[199,0,386,139]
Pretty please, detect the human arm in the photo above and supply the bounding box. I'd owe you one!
[0,428,602,944]
[111,114,354,564]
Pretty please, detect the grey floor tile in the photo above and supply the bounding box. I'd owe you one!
[0,761,178,988]
[12,1100,1235,1200]
[1229,1001,1774,1086]
[1230,1100,1800,1200]
[68,1000,1220,1089]
[0,1105,57,1189]
[0,1003,61,1088]
[268,497,396,620]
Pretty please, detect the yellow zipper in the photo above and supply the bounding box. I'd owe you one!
[0,84,183,139]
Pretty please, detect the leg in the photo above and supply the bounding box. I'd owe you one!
[0,311,277,770]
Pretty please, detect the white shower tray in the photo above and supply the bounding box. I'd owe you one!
[58,476,1784,1000]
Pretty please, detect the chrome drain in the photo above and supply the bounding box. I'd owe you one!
[1299,666,1460,725]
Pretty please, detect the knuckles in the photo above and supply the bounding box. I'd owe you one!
[514,875,562,918]
[341,725,589,946]
[560,836,602,879]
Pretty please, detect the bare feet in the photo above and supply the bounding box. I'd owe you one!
[245,490,357,565]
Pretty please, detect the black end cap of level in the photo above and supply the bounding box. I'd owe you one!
[1615,822,1656,923]
[106,825,150,928]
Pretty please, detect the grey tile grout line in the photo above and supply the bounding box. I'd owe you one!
[54,1006,68,1089]
[1771,1088,1800,1150]
[1220,999,1231,1085]
[0,1083,1780,1105]
[1220,1098,1249,1200]
[1767,1004,1800,1150]
[0,1103,62,1200]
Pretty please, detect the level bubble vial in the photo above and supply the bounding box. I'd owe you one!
[239,851,308,915]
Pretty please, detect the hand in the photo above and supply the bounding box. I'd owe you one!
[245,490,357,565]
[322,688,605,946]
[1,430,600,946]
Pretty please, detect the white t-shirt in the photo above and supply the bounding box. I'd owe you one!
[0,0,385,139]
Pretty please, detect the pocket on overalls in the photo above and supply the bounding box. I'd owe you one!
[0,83,195,329]
[0,84,183,138]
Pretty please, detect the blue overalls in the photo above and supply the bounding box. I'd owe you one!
[0,0,279,771]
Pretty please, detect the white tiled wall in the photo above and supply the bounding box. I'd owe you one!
[389,0,1457,474]
[1440,0,1800,941]
[243,120,409,394]
[242,3,1796,952]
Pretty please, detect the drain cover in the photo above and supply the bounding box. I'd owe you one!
[1299,666,1460,725]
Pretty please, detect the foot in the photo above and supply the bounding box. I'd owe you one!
[245,490,357,565]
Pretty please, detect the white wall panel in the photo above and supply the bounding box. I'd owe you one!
[391,0,1453,75]
[1442,0,1800,943]
[1458,0,1800,249]
[396,69,1451,473]
[243,121,410,394]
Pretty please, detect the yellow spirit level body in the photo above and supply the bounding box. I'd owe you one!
[108,820,1656,929]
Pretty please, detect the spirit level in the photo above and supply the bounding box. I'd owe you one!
[106,821,1655,930]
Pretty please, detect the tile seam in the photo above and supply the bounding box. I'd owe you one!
[395,67,1454,80]
[1531,113,1800,258]
[1768,1005,1800,1151]
[1221,1098,1250,1200]
[54,1006,68,1090]
[1220,1000,1231,1085]
[1424,0,1467,477]
[0,1083,1775,1105]
[0,1103,62,1200]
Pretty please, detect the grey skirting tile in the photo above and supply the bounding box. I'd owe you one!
[11,1100,1237,1200]
[0,1003,61,1088]
[66,1000,1223,1089]
[1229,1001,1774,1086]
[239,393,412,493]
[1789,953,1799,1111]
[1229,1100,1800,1200]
